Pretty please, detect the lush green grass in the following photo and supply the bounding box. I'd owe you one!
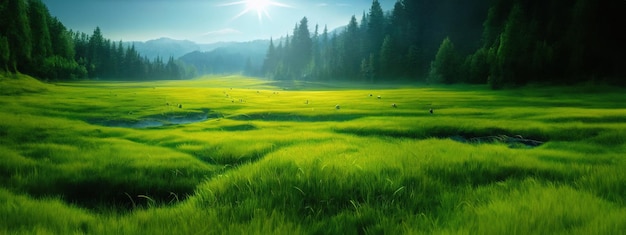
[1,73,625,234]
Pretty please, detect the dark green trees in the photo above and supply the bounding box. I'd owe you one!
[0,36,9,71]
[378,35,394,79]
[87,27,105,78]
[476,0,626,88]
[342,16,362,80]
[263,0,623,87]
[262,0,489,83]
[291,17,313,79]
[28,0,52,69]
[429,37,459,84]
[262,38,277,78]
[262,17,314,80]
[366,0,385,61]
[1,0,83,78]
[0,0,192,81]
[1,0,32,72]
[488,3,527,88]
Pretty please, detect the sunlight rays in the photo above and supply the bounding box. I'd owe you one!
[220,0,291,23]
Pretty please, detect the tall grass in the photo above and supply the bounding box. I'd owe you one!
[1,74,625,234]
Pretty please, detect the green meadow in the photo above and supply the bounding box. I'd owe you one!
[1,73,625,234]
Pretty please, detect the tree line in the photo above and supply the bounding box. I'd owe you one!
[262,0,625,88]
[0,0,195,81]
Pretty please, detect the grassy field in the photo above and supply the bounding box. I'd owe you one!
[1,73,625,234]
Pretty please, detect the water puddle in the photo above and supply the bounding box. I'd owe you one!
[90,110,217,128]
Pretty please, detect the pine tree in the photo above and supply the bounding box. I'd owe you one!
[406,45,422,80]
[166,56,180,79]
[367,0,385,57]
[5,0,32,71]
[429,37,459,84]
[115,40,125,78]
[360,53,375,83]
[291,17,312,79]
[28,0,53,73]
[327,32,341,80]
[378,35,394,79]
[492,3,528,87]
[464,47,489,84]
[319,25,331,80]
[48,17,74,60]
[342,15,361,80]
[0,36,9,71]
[262,38,277,78]
[87,27,105,77]
[389,1,407,44]
[309,24,321,80]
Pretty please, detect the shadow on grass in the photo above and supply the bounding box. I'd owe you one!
[334,127,547,149]
[19,171,209,212]
[199,124,258,132]
[228,113,366,122]
[425,161,575,187]
[190,144,279,167]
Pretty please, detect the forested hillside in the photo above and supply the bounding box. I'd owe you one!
[2,0,624,86]
[262,0,625,88]
[0,0,194,80]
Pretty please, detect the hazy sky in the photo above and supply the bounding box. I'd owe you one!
[42,0,396,44]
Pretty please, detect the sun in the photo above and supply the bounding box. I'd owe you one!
[220,0,291,23]
[246,0,270,12]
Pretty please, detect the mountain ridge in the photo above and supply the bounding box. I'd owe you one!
[126,37,271,60]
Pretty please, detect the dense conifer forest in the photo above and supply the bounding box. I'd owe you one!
[1,0,624,87]
[261,0,625,88]
[0,0,194,81]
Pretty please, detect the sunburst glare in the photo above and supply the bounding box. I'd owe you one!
[220,0,291,23]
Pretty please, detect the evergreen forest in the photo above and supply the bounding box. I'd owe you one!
[261,0,625,88]
[0,0,194,81]
[1,0,624,88]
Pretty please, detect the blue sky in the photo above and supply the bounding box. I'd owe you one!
[42,0,396,43]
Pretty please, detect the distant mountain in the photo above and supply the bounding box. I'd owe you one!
[125,38,204,60]
[178,40,269,75]
[125,38,269,75]
[127,37,269,60]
